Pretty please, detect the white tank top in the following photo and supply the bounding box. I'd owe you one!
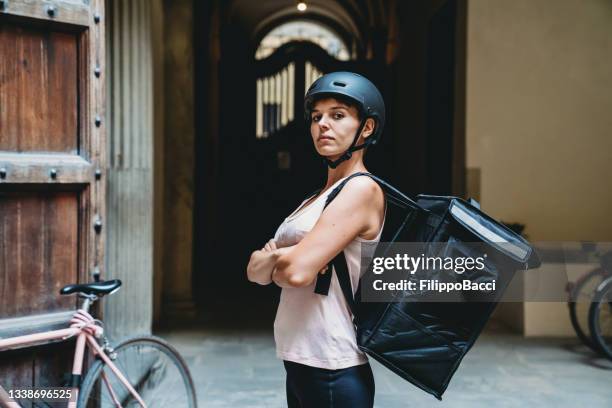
[273,176,385,369]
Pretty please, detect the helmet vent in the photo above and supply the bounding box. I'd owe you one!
[332,81,346,87]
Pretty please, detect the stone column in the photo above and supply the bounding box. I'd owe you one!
[104,0,156,339]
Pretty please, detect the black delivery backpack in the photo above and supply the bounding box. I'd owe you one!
[313,172,541,400]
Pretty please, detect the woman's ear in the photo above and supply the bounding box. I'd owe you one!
[361,118,376,139]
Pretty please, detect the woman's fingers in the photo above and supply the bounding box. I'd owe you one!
[319,264,329,274]
[263,239,277,252]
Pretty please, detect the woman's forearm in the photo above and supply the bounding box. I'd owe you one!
[271,259,299,289]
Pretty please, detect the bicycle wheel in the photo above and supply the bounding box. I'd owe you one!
[568,268,608,351]
[78,335,197,407]
[589,277,612,360]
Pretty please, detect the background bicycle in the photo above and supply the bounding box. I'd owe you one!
[588,254,612,361]
[567,247,612,360]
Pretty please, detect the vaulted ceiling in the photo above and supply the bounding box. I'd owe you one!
[225,0,391,50]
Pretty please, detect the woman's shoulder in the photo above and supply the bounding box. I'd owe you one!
[339,174,384,206]
[344,173,383,193]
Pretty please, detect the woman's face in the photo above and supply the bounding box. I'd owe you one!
[310,98,373,158]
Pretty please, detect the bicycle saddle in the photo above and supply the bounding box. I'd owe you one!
[60,279,122,296]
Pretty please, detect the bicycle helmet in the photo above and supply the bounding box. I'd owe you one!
[304,71,385,168]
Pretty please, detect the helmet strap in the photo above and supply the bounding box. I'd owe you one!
[322,119,373,169]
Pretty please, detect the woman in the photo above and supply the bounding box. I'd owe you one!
[246,72,386,407]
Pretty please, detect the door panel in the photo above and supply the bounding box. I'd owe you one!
[0,191,78,318]
[0,0,106,387]
[0,23,79,153]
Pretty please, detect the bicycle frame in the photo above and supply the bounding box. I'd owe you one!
[0,298,147,408]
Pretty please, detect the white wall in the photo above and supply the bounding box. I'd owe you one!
[466,0,612,335]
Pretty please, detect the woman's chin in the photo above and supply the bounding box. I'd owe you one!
[319,154,342,162]
[315,147,342,158]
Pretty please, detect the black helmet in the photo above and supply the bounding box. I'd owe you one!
[304,71,385,168]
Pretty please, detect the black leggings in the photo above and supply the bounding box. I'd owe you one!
[283,360,375,408]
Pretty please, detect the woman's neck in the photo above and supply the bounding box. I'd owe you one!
[323,155,368,189]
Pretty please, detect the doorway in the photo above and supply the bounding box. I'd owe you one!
[190,0,466,324]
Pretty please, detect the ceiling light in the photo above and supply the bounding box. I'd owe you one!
[297,2,307,12]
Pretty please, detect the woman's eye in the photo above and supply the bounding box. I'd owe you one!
[312,115,321,122]
[333,112,344,120]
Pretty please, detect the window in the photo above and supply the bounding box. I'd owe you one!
[257,63,295,139]
[256,61,324,139]
[255,21,347,139]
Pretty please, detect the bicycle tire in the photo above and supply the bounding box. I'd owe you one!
[589,277,612,360]
[78,335,197,407]
[568,268,608,351]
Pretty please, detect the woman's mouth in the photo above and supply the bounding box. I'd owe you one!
[318,135,334,141]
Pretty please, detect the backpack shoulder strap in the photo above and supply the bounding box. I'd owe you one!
[314,172,374,301]
[313,173,425,320]
[327,251,356,315]
[323,172,372,208]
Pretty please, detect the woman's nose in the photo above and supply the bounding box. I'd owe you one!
[318,115,330,128]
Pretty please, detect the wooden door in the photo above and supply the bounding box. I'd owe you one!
[0,0,106,387]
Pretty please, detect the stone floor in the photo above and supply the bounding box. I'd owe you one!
[157,323,612,408]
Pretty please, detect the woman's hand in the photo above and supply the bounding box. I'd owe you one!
[262,239,277,252]
[246,240,280,285]
[247,240,297,285]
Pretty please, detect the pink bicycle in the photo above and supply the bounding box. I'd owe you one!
[0,280,197,407]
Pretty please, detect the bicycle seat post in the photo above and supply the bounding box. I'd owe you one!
[79,293,98,313]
